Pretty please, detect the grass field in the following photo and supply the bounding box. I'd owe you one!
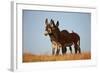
[23,52,91,62]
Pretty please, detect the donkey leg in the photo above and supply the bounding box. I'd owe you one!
[52,42,56,55]
[52,48,55,55]
[69,46,72,54]
[77,40,81,54]
[76,44,81,54]
[75,49,77,54]
[64,47,67,54]
[78,46,81,54]
[63,47,67,54]
[62,47,66,55]
[75,45,81,54]
[74,45,77,54]
[56,49,60,55]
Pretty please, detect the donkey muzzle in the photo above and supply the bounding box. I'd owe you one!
[44,31,48,36]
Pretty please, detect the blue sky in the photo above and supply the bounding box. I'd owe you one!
[22,10,91,55]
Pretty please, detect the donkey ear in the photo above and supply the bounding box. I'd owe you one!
[56,21,59,27]
[45,18,48,25]
[50,19,55,27]
[50,19,53,24]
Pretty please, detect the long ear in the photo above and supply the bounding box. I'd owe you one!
[50,19,55,27]
[45,18,48,25]
[56,21,59,27]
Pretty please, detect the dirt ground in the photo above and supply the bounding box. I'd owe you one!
[23,52,91,62]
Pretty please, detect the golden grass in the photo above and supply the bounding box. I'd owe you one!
[23,52,91,62]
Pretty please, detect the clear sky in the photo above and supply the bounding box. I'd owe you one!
[22,10,91,55]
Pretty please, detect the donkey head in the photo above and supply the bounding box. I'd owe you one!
[44,18,60,36]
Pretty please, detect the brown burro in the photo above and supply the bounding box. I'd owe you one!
[44,18,81,55]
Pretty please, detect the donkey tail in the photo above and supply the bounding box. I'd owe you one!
[77,39,81,53]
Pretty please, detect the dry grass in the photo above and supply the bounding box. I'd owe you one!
[23,52,91,62]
